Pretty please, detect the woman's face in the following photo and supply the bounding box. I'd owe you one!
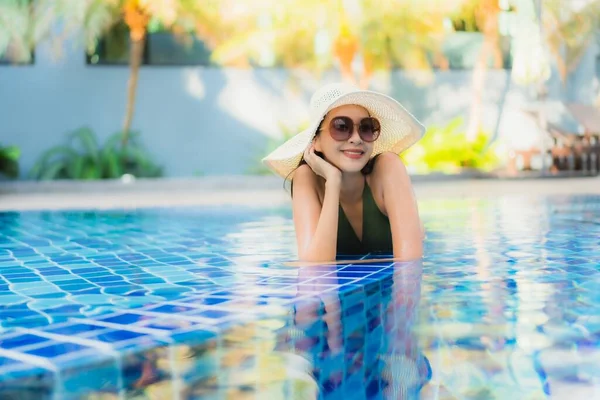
[313,104,376,174]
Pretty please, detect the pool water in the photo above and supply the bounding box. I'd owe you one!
[0,195,599,399]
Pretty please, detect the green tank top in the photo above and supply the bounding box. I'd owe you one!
[337,182,393,256]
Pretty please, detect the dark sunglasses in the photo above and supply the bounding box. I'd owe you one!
[327,116,381,142]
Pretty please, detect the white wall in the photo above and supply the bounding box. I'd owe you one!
[1,37,597,179]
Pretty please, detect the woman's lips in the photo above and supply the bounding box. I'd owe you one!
[342,150,365,159]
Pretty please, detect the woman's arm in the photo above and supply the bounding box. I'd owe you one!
[292,164,341,262]
[375,152,423,261]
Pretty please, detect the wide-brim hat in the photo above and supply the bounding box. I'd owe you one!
[262,82,426,179]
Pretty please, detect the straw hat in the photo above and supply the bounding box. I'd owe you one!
[262,82,426,179]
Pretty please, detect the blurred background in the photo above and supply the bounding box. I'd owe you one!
[1,0,600,182]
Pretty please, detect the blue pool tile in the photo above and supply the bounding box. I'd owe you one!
[145,304,197,314]
[0,333,49,349]
[340,265,389,272]
[331,271,375,278]
[100,313,152,325]
[72,267,107,274]
[24,342,90,358]
[87,275,124,283]
[130,277,167,285]
[0,356,19,368]
[205,290,237,297]
[43,305,84,315]
[0,309,39,319]
[186,309,237,320]
[52,279,90,287]
[89,329,148,343]
[179,296,234,306]
[168,328,219,346]
[139,319,204,331]
[70,287,102,295]
[6,277,43,284]
[44,322,106,336]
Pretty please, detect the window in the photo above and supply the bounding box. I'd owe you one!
[439,5,515,70]
[87,22,214,67]
[440,32,513,70]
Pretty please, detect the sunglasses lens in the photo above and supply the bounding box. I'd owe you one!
[330,117,352,140]
[359,118,381,142]
[328,116,381,142]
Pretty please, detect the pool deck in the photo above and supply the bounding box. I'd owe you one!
[1,175,600,211]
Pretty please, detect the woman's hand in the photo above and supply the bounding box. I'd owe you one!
[303,144,342,184]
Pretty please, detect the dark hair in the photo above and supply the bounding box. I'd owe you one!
[285,118,379,194]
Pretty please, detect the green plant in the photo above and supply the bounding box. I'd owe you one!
[29,127,162,180]
[401,116,501,174]
[0,144,21,179]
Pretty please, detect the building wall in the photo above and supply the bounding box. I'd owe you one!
[1,37,598,179]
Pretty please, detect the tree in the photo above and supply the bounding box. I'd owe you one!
[0,0,29,62]
[0,0,52,63]
[209,0,461,88]
[542,0,600,83]
[449,0,505,140]
[358,0,471,89]
[20,0,226,148]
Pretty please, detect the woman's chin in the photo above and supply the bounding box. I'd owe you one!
[338,161,368,174]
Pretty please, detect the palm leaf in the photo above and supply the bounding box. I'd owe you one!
[69,127,100,163]
[102,150,123,178]
[123,146,162,177]
[40,161,66,181]
[81,0,121,53]
[0,145,20,161]
[103,132,124,151]
[0,145,20,178]
[67,155,85,179]
[29,146,78,179]
[81,157,101,180]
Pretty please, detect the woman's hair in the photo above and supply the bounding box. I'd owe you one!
[285,117,379,194]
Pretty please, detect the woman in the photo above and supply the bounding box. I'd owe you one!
[263,83,425,262]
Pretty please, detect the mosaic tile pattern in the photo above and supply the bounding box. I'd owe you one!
[0,195,599,399]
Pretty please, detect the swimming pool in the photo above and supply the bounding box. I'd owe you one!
[0,194,599,399]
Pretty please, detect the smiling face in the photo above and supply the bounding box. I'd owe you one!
[313,104,377,174]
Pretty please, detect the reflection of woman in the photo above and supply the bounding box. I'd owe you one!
[294,265,344,355]
[263,83,426,262]
[291,260,431,399]
[380,260,432,399]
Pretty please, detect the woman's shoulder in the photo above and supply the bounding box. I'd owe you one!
[371,151,410,181]
[293,163,317,180]
[368,152,411,209]
[291,164,322,197]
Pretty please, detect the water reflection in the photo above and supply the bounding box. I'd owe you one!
[148,260,430,400]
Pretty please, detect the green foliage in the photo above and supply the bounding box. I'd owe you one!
[0,144,21,179]
[402,117,501,174]
[0,0,34,63]
[29,127,162,180]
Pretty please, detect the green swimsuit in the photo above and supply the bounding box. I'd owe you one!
[291,180,393,256]
[336,182,393,256]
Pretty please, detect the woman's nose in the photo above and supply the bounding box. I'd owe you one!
[348,129,363,144]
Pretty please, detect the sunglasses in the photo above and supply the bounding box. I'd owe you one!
[326,116,381,142]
